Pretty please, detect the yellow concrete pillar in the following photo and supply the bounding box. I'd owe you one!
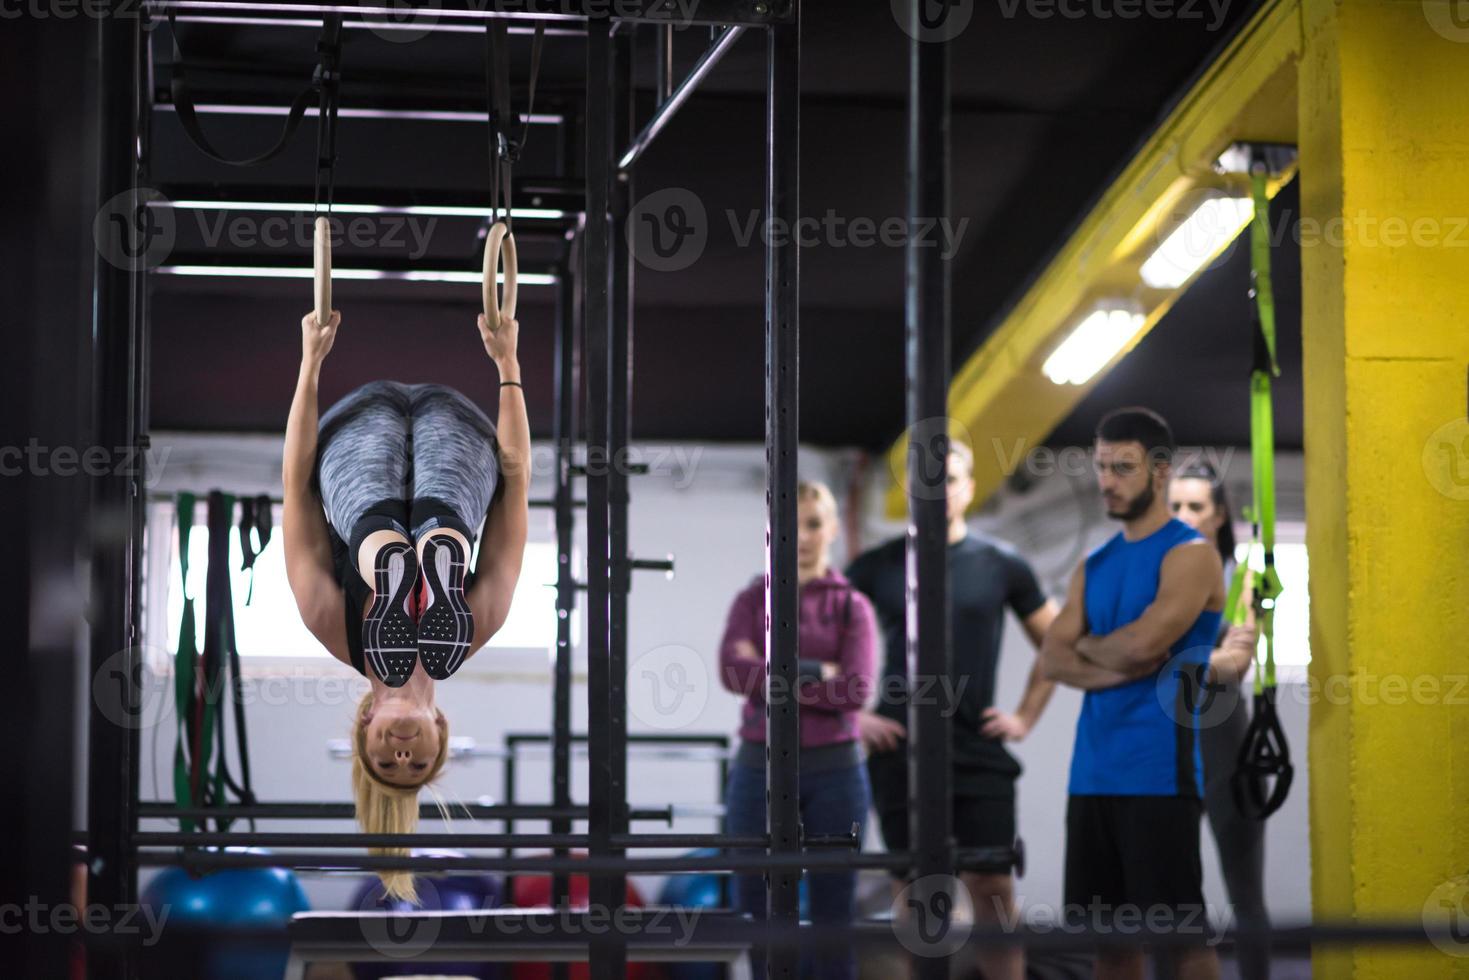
[1300,1,1469,976]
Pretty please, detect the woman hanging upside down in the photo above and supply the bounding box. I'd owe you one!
[281,306,530,902]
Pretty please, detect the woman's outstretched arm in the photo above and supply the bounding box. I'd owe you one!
[466,312,530,651]
[283,311,349,660]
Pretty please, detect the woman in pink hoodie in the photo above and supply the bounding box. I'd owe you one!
[718,479,878,980]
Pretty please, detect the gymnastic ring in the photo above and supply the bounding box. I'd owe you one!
[313,215,332,328]
[483,220,518,323]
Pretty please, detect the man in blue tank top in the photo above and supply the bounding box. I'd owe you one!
[1041,407,1225,980]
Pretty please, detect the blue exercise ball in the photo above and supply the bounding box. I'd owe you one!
[141,855,309,980]
[348,850,504,980]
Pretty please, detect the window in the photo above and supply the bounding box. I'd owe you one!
[144,500,568,666]
[1234,537,1310,672]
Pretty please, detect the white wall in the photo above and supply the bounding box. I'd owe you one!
[130,432,1311,926]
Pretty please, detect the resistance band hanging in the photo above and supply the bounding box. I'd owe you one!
[170,492,209,834]
[481,20,545,324]
[1227,156,1294,821]
[237,494,275,606]
[170,492,259,833]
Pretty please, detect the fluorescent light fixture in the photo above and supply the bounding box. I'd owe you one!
[1214,144,1252,176]
[149,1,577,24]
[1042,307,1145,386]
[157,104,562,125]
[163,199,567,220]
[156,265,557,286]
[163,14,583,35]
[1139,195,1254,290]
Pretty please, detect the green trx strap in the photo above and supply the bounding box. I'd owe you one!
[1228,161,1294,820]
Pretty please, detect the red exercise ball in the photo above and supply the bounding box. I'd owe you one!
[507,853,662,980]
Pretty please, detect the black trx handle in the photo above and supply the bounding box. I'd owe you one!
[167,13,343,170]
[1232,688,1294,819]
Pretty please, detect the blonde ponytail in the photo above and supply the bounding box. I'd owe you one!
[351,692,450,904]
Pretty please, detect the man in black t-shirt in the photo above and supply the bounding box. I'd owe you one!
[845,440,1057,980]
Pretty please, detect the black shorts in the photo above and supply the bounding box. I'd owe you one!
[869,755,1016,876]
[1063,795,1211,943]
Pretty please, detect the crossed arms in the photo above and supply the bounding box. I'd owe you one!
[1039,540,1223,691]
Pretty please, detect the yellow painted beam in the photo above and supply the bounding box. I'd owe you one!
[883,0,1302,515]
[1299,1,1469,977]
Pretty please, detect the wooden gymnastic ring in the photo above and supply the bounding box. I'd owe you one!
[483,220,518,323]
[313,215,332,328]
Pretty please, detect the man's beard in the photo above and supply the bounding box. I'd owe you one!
[1106,480,1155,521]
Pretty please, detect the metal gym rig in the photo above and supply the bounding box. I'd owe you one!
[79,2,1443,978]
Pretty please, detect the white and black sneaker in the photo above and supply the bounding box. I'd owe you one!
[416,535,474,680]
[362,541,419,687]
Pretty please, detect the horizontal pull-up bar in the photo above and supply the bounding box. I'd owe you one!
[136,846,1019,876]
[132,829,859,850]
[145,0,796,29]
[137,801,675,822]
[156,100,566,127]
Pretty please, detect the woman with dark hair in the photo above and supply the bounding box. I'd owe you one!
[1169,461,1270,980]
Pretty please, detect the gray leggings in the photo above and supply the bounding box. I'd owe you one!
[315,381,500,554]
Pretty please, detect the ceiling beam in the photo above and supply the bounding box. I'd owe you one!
[883,0,1303,517]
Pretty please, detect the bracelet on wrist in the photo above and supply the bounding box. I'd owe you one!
[500,380,523,389]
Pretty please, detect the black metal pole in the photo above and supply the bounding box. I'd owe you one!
[906,6,954,977]
[601,21,635,967]
[764,13,802,979]
[4,15,92,980]
[87,7,144,978]
[551,246,578,924]
[656,23,673,102]
[583,14,617,980]
[138,802,660,821]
